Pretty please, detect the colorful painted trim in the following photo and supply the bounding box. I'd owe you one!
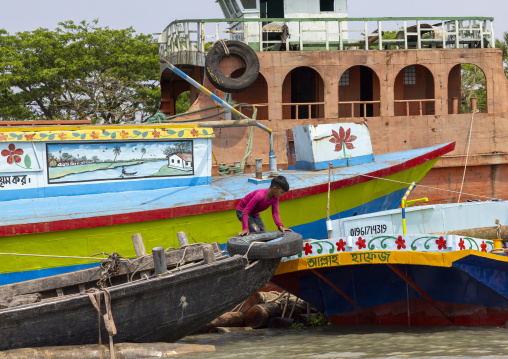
[293,154,374,171]
[0,125,214,142]
[275,235,501,275]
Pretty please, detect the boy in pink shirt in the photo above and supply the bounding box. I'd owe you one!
[236,176,293,236]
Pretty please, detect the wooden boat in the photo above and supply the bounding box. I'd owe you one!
[0,231,302,350]
[330,200,508,239]
[271,200,508,326]
[0,120,454,286]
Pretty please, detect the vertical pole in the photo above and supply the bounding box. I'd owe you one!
[378,21,382,50]
[480,20,484,49]
[442,21,446,48]
[417,20,421,49]
[177,231,190,248]
[185,22,190,50]
[255,158,263,179]
[491,21,495,48]
[339,21,343,50]
[404,21,408,49]
[299,21,303,50]
[401,181,416,235]
[216,22,220,42]
[259,21,263,52]
[152,247,167,275]
[455,20,460,48]
[325,21,329,51]
[364,21,368,50]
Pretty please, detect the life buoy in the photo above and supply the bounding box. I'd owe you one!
[205,40,260,93]
[227,231,303,259]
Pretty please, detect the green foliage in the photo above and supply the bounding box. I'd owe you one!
[460,64,487,112]
[290,322,305,329]
[495,31,508,79]
[306,313,331,327]
[0,20,160,123]
[175,91,191,114]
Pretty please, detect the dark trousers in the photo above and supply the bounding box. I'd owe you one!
[236,209,267,233]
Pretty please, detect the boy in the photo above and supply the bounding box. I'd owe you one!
[236,175,293,236]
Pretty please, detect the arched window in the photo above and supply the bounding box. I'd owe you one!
[394,65,435,116]
[448,64,487,114]
[281,67,325,119]
[338,66,381,118]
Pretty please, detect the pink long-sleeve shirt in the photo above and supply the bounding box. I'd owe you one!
[236,188,283,231]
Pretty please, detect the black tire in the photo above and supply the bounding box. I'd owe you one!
[227,231,303,260]
[205,40,260,93]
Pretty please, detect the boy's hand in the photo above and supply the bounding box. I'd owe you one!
[279,226,293,233]
[239,229,250,236]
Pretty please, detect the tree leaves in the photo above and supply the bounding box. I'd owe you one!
[0,20,160,123]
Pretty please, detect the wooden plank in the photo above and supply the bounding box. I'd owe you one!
[0,243,220,299]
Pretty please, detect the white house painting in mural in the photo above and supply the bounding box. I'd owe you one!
[168,153,192,171]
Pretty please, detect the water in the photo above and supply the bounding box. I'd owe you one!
[50,160,167,182]
[179,325,508,359]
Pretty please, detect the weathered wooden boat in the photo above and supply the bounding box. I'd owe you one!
[0,231,302,351]
[0,119,454,285]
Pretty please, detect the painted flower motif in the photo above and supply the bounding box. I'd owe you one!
[355,237,366,250]
[481,241,487,252]
[191,128,199,137]
[24,133,35,141]
[329,127,357,152]
[336,239,346,252]
[90,131,100,140]
[58,133,67,140]
[435,236,447,250]
[152,130,160,138]
[0,133,8,141]
[120,130,129,139]
[1,143,24,165]
[459,238,466,250]
[395,236,406,250]
[303,242,313,255]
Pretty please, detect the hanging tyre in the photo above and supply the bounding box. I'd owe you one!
[205,40,260,93]
[227,231,303,260]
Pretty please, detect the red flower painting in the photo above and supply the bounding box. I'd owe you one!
[24,134,35,141]
[395,236,406,250]
[481,241,487,252]
[90,131,100,140]
[336,239,346,252]
[1,144,23,165]
[152,130,160,138]
[0,133,8,141]
[303,242,313,255]
[459,238,466,250]
[355,237,366,250]
[436,236,447,250]
[191,128,200,137]
[120,130,129,139]
[329,127,357,152]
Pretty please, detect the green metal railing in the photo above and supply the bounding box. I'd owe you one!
[158,16,495,58]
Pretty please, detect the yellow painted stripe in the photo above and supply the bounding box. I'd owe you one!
[200,86,213,96]
[0,124,208,132]
[275,249,508,275]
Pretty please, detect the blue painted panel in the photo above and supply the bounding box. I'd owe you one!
[0,262,99,286]
[1,176,211,201]
[293,154,374,171]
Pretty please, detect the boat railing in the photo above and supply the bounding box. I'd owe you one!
[281,102,326,120]
[159,17,495,61]
[338,101,382,118]
[394,99,436,116]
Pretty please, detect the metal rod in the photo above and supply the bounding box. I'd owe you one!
[401,181,417,234]
[159,58,274,154]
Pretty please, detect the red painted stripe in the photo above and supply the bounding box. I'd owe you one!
[0,142,455,237]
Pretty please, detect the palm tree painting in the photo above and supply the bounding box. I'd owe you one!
[140,147,146,161]
[107,145,122,168]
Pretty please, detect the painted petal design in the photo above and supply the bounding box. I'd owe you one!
[345,128,351,141]
[345,142,355,150]
[6,155,13,164]
[13,155,21,163]
[339,127,346,141]
[348,135,357,142]
[330,129,340,143]
[335,142,342,152]
[8,144,15,151]
[1,150,10,156]
[14,148,23,155]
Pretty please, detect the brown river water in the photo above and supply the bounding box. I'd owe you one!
[179,325,508,359]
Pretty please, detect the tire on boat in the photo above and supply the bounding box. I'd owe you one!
[227,231,303,259]
[205,40,260,93]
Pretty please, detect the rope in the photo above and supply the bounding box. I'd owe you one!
[218,109,256,176]
[355,173,506,202]
[87,288,117,359]
[458,109,479,203]
[215,39,230,56]
[266,290,288,303]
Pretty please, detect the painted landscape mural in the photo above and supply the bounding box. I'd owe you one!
[46,141,193,184]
